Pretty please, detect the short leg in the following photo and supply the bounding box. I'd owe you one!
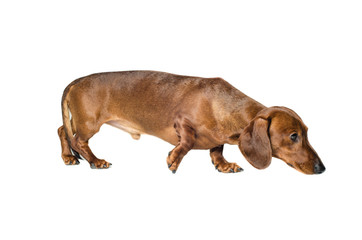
[71,134,112,169]
[167,118,196,173]
[210,145,243,173]
[58,125,80,165]
[70,121,112,169]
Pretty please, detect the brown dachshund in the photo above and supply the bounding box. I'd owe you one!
[58,71,325,174]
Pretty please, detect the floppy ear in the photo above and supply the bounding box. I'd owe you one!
[239,117,272,169]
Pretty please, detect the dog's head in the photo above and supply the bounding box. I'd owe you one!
[239,106,325,174]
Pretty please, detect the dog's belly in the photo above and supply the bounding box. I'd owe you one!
[106,119,222,149]
[106,119,179,145]
[106,120,143,140]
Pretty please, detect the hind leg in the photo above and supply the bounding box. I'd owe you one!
[70,121,111,169]
[58,125,80,165]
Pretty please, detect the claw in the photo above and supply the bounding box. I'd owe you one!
[215,164,219,170]
[89,161,111,169]
[172,170,176,174]
[230,168,234,173]
[168,163,172,168]
[237,167,243,172]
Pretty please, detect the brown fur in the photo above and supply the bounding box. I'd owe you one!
[58,71,325,174]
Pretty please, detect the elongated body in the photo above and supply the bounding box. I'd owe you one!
[58,71,325,174]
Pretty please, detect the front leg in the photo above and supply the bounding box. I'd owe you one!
[167,118,196,173]
[210,145,243,173]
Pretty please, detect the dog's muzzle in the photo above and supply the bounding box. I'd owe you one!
[314,161,326,174]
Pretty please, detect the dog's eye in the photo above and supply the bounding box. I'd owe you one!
[290,133,298,142]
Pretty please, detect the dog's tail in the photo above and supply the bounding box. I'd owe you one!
[61,84,75,149]
[61,79,85,160]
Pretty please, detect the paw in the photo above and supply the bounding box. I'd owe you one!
[90,159,112,169]
[167,159,178,174]
[167,153,178,174]
[213,161,243,173]
[63,155,80,165]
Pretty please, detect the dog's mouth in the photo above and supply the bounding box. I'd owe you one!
[277,157,297,170]
[285,161,316,175]
[287,163,295,168]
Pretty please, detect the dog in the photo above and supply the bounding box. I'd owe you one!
[58,71,325,174]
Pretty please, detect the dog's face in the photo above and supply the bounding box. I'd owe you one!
[239,107,325,174]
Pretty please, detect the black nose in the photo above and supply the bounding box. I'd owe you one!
[314,162,326,174]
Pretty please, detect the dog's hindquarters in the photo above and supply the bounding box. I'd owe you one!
[58,76,112,168]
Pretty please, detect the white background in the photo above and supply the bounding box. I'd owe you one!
[1,0,361,239]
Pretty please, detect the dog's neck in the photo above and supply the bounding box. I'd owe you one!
[218,97,266,144]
